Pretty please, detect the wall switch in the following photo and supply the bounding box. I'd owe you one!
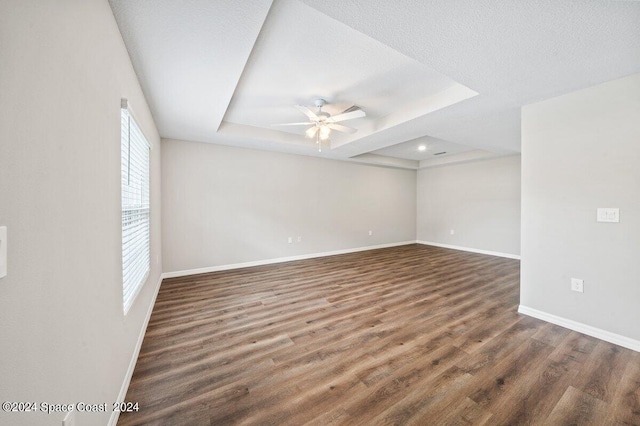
[62,410,75,426]
[597,208,619,223]
[287,237,293,244]
[571,278,584,293]
[450,229,455,235]
[0,226,6,279]
[368,230,373,236]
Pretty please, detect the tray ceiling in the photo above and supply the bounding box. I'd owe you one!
[109,0,640,169]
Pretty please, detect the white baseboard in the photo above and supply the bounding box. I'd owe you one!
[109,273,164,426]
[163,240,417,279]
[518,305,640,353]
[416,240,521,260]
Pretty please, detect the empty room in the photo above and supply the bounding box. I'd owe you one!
[1,1,640,425]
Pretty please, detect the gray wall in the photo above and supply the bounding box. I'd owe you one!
[0,1,162,425]
[417,156,521,256]
[521,72,640,341]
[162,139,416,273]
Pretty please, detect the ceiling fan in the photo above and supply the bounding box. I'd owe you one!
[274,99,366,151]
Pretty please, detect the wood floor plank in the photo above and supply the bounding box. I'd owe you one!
[345,344,468,422]
[481,355,577,425]
[117,244,639,425]
[547,330,599,366]
[531,322,573,347]
[545,385,610,426]
[430,396,493,426]
[466,338,554,410]
[572,340,633,404]
[604,350,640,425]
[370,365,474,426]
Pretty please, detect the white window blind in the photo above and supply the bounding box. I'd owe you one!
[121,100,150,314]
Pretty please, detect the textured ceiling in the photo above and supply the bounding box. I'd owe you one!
[108,0,273,142]
[109,0,640,169]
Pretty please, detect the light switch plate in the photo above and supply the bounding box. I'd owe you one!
[597,208,619,223]
[0,226,6,278]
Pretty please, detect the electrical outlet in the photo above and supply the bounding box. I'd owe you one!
[450,229,455,235]
[368,230,373,236]
[571,278,584,293]
[287,237,293,244]
[62,410,75,426]
[297,236,302,243]
[597,208,619,223]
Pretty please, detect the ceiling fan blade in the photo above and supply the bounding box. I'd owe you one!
[295,105,319,121]
[326,109,366,123]
[327,123,357,134]
[272,122,312,126]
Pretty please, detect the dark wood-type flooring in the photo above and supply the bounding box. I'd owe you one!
[119,244,640,425]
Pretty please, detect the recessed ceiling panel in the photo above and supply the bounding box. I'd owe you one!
[223,0,462,141]
[371,136,474,161]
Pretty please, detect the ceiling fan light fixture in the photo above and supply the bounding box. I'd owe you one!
[319,125,331,140]
[305,126,318,138]
[275,99,365,150]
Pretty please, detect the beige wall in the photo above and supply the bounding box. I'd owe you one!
[521,73,640,341]
[0,1,162,425]
[161,139,416,273]
[417,156,521,256]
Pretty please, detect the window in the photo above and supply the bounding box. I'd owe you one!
[121,99,150,313]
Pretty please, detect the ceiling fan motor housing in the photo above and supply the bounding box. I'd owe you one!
[314,99,329,122]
